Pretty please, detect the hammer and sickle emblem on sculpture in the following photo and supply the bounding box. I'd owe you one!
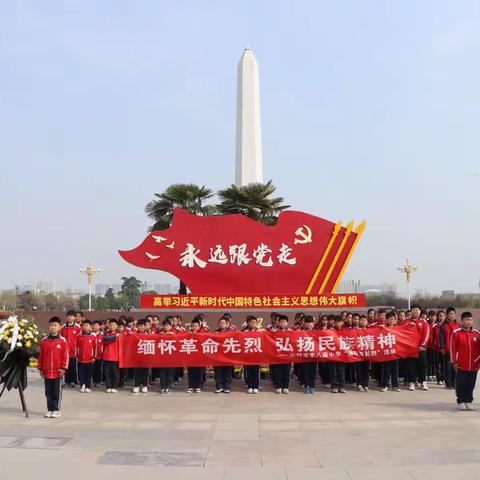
[293,225,312,245]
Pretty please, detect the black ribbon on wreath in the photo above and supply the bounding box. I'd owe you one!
[0,349,29,393]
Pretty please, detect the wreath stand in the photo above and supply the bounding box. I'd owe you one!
[0,351,29,418]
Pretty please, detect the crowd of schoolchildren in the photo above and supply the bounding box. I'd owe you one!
[37,305,480,418]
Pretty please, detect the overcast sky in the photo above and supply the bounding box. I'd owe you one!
[1,1,480,296]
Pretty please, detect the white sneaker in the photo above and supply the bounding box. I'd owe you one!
[51,411,61,418]
[247,388,253,394]
[194,388,201,393]
[421,382,429,391]
[282,388,289,394]
[458,403,467,411]
[110,388,118,393]
[275,388,282,394]
[132,387,140,393]
[141,386,148,393]
[44,411,53,418]
[85,388,91,393]
[364,387,370,392]
[380,387,388,392]
[393,387,401,392]
[253,389,259,394]
[358,385,365,392]
[408,383,415,391]
[215,389,223,394]
[106,388,112,393]
[466,403,475,411]
[80,385,86,393]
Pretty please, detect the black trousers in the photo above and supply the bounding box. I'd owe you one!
[318,362,331,384]
[103,360,119,389]
[244,365,260,389]
[273,363,291,389]
[427,349,436,377]
[456,369,477,404]
[134,368,149,387]
[160,367,175,390]
[65,357,77,385]
[444,353,456,388]
[416,350,427,382]
[93,359,103,385]
[269,365,276,384]
[355,361,370,388]
[118,368,126,387]
[78,362,93,388]
[300,362,317,388]
[329,362,346,389]
[345,363,356,384]
[151,367,160,382]
[44,378,62,411]
[435,352,445,382]
[188,367,202,389]
[404,351,427,383]
[214,366,232,390]
[380,359,399,388]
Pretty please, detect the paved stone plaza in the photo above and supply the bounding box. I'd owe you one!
[0,370,479,479]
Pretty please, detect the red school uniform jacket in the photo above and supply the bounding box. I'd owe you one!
[444,321,460,354]
[38,335,69,379]
[398,318,430,349]
[61,323,82,358]
[93,332,104,360]
[450,327,480,372]
[77,333,96,363]
[102,331,120,362]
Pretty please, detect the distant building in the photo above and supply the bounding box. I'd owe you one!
[359,283,397,295]
[457,293,480,302]
[154,283,176,294]
[337,281,397,295]
[336,280,361,293]
[95,284,122,296]
[36,280,56,294]
[441,290,455,298]
[16,285,35,294]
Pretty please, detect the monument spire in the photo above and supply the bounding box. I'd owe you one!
[235,46,263,186]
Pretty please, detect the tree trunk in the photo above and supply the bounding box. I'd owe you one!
[179,280,187,295]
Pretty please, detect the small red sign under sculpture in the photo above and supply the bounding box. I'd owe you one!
[119,208,365,296]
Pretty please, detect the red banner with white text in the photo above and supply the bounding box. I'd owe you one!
[119,327,420,368]
[140,293,366,310]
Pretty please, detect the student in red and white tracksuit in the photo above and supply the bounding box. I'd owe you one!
[398,305,430,391]
[61,310,82,386]
[450,312,480,410]
[38,317,69,417]
[103,319,120,393]
[76,320,96,392]
[92,320,104,386]
[444,307,460,388]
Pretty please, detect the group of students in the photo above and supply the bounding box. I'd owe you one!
[37,305,480,418]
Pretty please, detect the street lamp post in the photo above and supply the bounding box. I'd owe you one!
[80,261,101,312]
[397,259,418,310]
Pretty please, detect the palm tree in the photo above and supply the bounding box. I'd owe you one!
[145,183,215,231]
[216,180,289,226]
[145,184,215,294]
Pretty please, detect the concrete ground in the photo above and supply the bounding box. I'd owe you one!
[0,370,479,480]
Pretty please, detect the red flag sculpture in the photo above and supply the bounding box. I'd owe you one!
[119,208,365,296]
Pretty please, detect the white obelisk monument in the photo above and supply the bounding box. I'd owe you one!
[235,47,263,186]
